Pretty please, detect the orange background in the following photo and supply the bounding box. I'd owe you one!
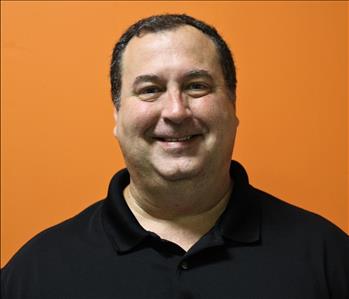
[1,1,348,267]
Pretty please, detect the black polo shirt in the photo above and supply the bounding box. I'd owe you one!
[2,161,349,299]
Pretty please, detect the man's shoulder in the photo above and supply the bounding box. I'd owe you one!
[1,199,117,298]
[250,186,348,243]
[29,199,103,243]
[2,199,106,270]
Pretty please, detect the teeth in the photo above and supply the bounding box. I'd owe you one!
[164,136,192,142]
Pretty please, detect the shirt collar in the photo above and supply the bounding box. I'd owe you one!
[102,169,149,253]
[102,160,261,253]
[218,161,261,244]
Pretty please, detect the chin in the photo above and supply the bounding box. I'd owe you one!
[153,159,204,182]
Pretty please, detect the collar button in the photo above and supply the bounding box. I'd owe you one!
[180,260,189,270]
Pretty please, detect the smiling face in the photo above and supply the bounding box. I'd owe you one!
[115,26,238,183]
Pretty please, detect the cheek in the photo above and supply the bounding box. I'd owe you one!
[118,100,159,135]
[192,96,235,125]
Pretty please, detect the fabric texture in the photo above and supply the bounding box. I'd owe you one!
[2,161,348,299]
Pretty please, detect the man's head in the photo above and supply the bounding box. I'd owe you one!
[111,15,239,184]
[110,14,236,110]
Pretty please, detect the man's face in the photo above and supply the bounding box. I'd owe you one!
[115,26,238,182]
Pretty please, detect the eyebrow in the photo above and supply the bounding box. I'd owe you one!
[133,74,162,88]
[132,69,214,88]
[182,69,214,81]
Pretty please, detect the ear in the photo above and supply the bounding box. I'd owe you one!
[232,96,239,128]
[235,114,239,128]
[113,107,118,138]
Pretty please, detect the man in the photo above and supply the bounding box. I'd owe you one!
[2,14,348,299]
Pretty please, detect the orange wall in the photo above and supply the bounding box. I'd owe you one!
[1,1,347,266]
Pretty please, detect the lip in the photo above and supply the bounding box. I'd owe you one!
[154,134,197,142]
[153,134,202,151]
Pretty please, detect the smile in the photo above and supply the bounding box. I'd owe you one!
[154,134,200,152]
[161,136,193,142]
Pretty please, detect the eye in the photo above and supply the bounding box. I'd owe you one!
[141,86,161,94]
[137,85,163,101]
[187,82,207,90]
[185,82,211,97]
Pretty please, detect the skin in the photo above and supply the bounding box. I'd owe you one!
[114,26,239,251]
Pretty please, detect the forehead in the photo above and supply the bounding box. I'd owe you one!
[121,25,221,77]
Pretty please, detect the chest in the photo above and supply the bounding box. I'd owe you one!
[33,241,329,299]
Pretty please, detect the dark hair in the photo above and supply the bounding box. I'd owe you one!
[110,14,236,109]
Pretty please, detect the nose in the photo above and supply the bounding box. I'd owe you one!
[161,89,192,124]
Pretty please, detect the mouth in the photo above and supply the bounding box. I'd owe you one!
[157,135,194,142]
[154,135,200,142]
[151,134,202,152]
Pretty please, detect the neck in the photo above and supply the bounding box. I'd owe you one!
[126,167,232,219]
[123,170,233,251]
